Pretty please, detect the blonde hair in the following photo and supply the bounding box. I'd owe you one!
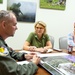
[34,21,47,34]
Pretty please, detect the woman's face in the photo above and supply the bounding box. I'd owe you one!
[35,24,45,36]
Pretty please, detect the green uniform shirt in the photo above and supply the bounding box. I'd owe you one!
[26,32,50,48]
[0,36,38,75]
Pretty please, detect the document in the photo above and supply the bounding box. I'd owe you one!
[17,61,29,65]
[19,50,69,58]
[19,50,41,55]
[37,53,69,57]
[19,49,53,54]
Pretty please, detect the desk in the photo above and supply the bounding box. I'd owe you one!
[35,49,75,75]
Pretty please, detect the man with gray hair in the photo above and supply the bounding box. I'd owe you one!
[0,10,40,75]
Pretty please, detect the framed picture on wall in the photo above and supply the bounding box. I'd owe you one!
[40,0,66,10]
[0,0,3,3]
[7,0,36,22]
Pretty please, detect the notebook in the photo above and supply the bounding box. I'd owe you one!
[39,54,75,75]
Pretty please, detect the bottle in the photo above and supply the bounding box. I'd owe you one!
[68,45,73,54]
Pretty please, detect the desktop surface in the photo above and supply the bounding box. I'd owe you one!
[35,49,75,75]
[15,49,75,75]
[40,55,75,75]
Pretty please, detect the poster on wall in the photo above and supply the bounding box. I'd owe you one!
[7,0,36,22]
[0,0,3,3]
[40,0,66,10]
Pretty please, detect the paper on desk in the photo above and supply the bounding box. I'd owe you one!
[37,53,69,57]
[19,49,53,54]
[19,50,41,55]
[17,61,29,65]
[19,50,69,57]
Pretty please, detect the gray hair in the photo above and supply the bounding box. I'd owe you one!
[0,10,16,22]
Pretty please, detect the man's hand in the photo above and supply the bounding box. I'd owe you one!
[24,53,40,65]
[35,48,48,53]
[24,53,36,60]
[32,55,40,65]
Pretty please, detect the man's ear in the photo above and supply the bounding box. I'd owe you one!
[1,21,6,28]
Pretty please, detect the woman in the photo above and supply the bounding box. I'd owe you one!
[67,22,75,51]
[23,21,52,53]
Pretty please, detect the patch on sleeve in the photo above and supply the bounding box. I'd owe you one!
[0,46,9,56]
[0,47,4,53]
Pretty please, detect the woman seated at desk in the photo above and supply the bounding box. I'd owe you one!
[23,21,52,53]
[68,22,75,51]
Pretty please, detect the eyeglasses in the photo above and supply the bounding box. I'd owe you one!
[36,27,44,29]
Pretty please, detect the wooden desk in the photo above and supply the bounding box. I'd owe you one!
[35,49,75,75]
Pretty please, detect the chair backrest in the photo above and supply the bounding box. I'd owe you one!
[59,36,68,49]
[49,35,54,48]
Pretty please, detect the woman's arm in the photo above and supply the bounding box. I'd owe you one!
[23,41,36,51]
[67,33,75,46]
[34,41,52,53]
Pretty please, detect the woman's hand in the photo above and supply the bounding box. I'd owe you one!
[35,47,48,53]
[29,46,36,52]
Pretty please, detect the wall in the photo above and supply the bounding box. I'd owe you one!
[0,0,75,50]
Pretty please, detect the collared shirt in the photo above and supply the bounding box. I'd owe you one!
[26,32,50,48]
[67,32,75,46]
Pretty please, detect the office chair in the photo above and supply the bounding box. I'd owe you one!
[59,36,68,49]
[49,35,54,48]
